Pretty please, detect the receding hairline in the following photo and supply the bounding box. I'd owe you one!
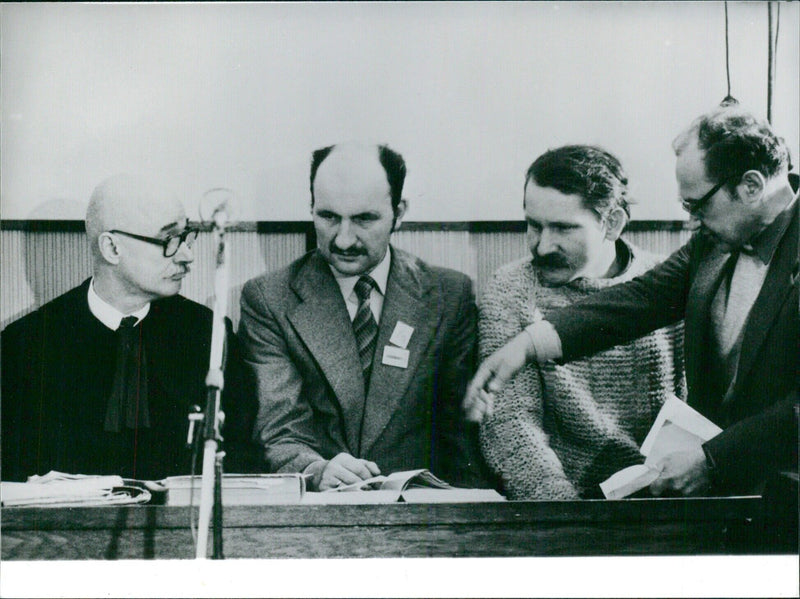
[84,174,183,248]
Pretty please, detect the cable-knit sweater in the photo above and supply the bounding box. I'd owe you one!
[479,239,686,499]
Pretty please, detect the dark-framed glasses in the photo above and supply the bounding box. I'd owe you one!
[681,175,738,215]
[109,227,199,257]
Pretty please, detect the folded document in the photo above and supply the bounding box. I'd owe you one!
[1,471,153,507]
[599,396,723,500]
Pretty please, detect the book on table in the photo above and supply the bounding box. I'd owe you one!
[301,469,506,504]
[2,469,502,506]
[161,473,306,506]
[599,395,723,499]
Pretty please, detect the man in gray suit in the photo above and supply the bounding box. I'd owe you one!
[239,143,485,491]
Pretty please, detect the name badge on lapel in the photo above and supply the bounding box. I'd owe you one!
[382,345,410,369]
[389,321,414,349]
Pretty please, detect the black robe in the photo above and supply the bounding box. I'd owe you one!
[1,279,258,481]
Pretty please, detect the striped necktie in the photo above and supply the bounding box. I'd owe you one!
[353,276,379,386]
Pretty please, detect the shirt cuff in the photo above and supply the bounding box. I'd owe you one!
[523,320,563,362]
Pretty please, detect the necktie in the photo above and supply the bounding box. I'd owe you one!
[353,276,379,386]
[711,248,768,389]
[104,316,150,433]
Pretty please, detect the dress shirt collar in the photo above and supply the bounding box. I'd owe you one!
[744,194,797,264]
[330,247,392,300]
[87,278,151,331]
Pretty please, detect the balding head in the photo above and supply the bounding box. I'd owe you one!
[86,174,194,313]
[86,174,183,259]
[309,142,408,277]
[310,142,406,216]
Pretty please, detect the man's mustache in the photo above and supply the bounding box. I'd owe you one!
[532,253,572,270]
[329,243,367,257]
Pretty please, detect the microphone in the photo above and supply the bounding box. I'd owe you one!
[195,186,237,559]
[199,187,236,230]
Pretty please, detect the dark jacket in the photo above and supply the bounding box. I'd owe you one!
[548,201,799,494]
[1,279,258,481]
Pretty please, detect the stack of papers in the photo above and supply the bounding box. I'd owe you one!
[599,396,723,499]
[1,471,152,507]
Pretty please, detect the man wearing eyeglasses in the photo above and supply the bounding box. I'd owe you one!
[1,174,257,481]
[465,106,798,497]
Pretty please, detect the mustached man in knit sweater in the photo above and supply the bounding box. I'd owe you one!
[477,146,686,499]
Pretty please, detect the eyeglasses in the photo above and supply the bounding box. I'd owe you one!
[680,175,738,215]
[109,228,199,257]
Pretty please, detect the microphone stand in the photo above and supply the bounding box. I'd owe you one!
[195,209,229,560]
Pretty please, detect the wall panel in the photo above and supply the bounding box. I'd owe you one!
[1,226,688,330]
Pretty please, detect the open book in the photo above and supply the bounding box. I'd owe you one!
[302,469,505,504]
[162,473,305,506]
[599,396,723,499]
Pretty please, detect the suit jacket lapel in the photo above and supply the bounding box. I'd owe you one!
[359,249,439,455]
[686,245,731,407]
[287,252,366,453]
[732,203,799,398]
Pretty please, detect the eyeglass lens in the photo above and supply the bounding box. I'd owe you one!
[165,229,198,257]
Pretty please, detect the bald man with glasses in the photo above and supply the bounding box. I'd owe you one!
[466,106,799,497]
[1,174,257,481]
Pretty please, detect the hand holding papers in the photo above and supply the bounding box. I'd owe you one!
[600,396,723,499]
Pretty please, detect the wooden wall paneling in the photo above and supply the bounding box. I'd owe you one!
[392,229,477,282]
[626,228,692,257]
[472,231,528,297]
[171,231,306,327]
[1,226,689,331]
[1,231,92,329]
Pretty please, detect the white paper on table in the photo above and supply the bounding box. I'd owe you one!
[599,465,661,500]
[0,472,135,507]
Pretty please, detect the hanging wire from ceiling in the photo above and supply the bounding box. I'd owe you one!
[720,1,738,106]
[766,2,780,123]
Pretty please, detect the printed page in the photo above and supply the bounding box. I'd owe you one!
[640,396,722,457]
[599,464,660,500]
[643,421,708,466]
[601,395,723,499]
[326,469,428,492]
[301,490,402,505]
[400,488,505,503]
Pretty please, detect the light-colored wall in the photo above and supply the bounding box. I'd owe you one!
[2,2,798,222]
[0,226,690,330]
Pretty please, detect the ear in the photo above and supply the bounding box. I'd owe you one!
[603,206,627,241]
[98,232,121,265]
[738,170,766,204]
[391,199,408,232]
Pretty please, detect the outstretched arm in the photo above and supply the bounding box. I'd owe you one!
[466,240,694,421]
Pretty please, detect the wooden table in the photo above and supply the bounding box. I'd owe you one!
[2,495,796,560]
